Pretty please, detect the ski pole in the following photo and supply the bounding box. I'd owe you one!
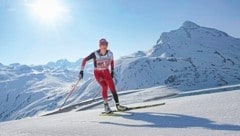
[59,79,81,110]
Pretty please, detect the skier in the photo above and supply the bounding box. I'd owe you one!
[79,38,127,113]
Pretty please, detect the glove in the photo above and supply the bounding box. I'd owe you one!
[79,70,83,79]
[111,70,114,78]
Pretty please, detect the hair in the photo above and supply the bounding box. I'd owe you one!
[99,38,108,45]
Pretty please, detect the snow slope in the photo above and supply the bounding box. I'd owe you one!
[0,86,239,136]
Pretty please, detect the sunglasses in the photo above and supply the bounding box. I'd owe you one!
[100,43,108,46]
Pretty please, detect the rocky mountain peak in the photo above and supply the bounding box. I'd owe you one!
[181,20,200,29]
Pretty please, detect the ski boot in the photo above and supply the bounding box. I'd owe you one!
[116,103,128,111]
[104,103,112,114]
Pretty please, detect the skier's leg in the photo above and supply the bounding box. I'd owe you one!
[102,69,119,104]
[94,70,111,113]
[94,70,108,102]
[102,69,128,111]
[100,81,108,103]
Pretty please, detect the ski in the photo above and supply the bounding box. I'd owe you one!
[100,102,165,116]
[100,111,134,116]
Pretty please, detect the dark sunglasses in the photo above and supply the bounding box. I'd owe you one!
[100,43,108,46]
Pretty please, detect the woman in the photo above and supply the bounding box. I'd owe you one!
[79,38,127,113]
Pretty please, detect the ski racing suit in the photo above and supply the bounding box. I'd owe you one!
[81,50,119,103]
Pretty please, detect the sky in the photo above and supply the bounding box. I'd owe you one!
[0,0,240,65]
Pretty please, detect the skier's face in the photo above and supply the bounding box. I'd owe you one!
[99,43,108,50]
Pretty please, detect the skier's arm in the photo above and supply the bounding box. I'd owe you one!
[81,52,95,71]
[109,50,114,71]
[79,52,95,79]
[110,59,114,78]
[110,52,114,78]
[111,59,114,71]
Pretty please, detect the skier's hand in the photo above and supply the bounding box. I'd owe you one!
[111,70,114,78]
[79,70,83,80]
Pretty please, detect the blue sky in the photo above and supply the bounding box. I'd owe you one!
[0,0,240,65]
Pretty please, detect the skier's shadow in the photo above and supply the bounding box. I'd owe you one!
[100,112,240,131]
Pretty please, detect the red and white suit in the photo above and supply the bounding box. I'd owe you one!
[81,50,119,103]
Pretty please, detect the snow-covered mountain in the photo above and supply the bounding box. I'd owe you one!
[78,21,240,92]
[0,64,75,121]
[0,61,94,122]
[46,59,81,70]
[0,21,240,122]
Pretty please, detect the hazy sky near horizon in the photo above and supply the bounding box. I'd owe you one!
[0,0,240,65]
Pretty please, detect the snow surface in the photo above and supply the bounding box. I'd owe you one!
[0,85,239,136]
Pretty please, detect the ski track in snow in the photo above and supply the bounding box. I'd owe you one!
[0,87,239,136]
